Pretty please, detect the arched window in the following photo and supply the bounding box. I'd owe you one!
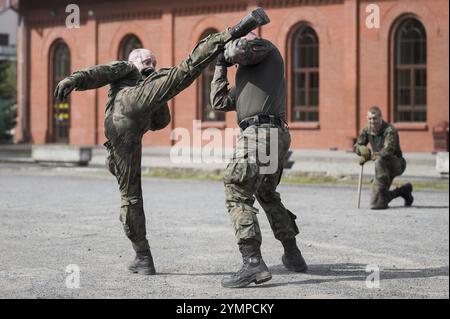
[198,29,225,122]
[51,41,70,143]
[394,18,427,122]
[291,25,319,122]
[119,34,143,60]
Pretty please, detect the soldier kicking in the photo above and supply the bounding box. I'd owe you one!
[354,106,414,210]
[210,32,307,288]
[54,8,270,275]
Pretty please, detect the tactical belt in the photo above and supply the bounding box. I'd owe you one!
[239,114,285,131]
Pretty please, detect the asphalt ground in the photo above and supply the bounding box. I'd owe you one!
[0,163,448,299]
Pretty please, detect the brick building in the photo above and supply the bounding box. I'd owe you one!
[10,0,450,151]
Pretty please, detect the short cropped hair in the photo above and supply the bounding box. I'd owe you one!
[368,106,382,117]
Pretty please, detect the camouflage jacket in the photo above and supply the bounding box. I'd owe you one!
[66,30,232,143]
[68,60,171,135]
[353,121,404,159]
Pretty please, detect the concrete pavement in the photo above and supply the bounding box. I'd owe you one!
[0,164,448,298]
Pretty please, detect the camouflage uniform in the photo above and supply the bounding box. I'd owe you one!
[210,38,299,245]
[66,31,232,253]
[354,121,407,207]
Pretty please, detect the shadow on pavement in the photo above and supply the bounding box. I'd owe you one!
[355,205,449,211]
[148,264,448,288]
[262,263,449,287]
[387,205,449,210]
[157,272,232,276]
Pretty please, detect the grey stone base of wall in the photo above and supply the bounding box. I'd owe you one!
[89,146,448,181]
[31,145,92,166]
[1,144,448,181]
[436,152,449,175]
[0,144,91,166]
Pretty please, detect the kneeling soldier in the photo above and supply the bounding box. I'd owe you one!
[354,106,414,210]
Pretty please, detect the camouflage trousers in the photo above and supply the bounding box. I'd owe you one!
[224,124,299,245]
[371,156,406,205]
[104,140,149,253]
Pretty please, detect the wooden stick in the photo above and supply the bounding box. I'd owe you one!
[356,164,364,209]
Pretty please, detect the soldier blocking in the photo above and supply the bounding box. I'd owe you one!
[54,8,413,288]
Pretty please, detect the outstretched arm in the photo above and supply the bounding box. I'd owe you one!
[54,61,135,100]
[129,31,233,110]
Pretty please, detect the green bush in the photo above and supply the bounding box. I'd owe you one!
[0,99,17,141]
[0,60,17,142]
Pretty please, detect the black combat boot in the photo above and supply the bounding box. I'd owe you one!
[370,188,390,210]
[281,238,308,272]
[221,239,272,288]
[128,250,156,275]
[229,7,270,39]
[394,183,414,207]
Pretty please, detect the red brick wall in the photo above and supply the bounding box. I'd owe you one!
[359,0,449,152]
[17,0,449,152]
[265,1,356,150]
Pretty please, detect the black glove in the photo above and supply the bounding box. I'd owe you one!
[216,52,233,67]
[54,77,76,101]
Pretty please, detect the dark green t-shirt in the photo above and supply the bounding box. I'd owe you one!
[210,38,286,123]
[235,39,286,122]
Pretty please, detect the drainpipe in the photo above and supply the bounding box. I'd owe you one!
[355,0,361,138]
[19,14,26,142]
[7,0,26,143]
